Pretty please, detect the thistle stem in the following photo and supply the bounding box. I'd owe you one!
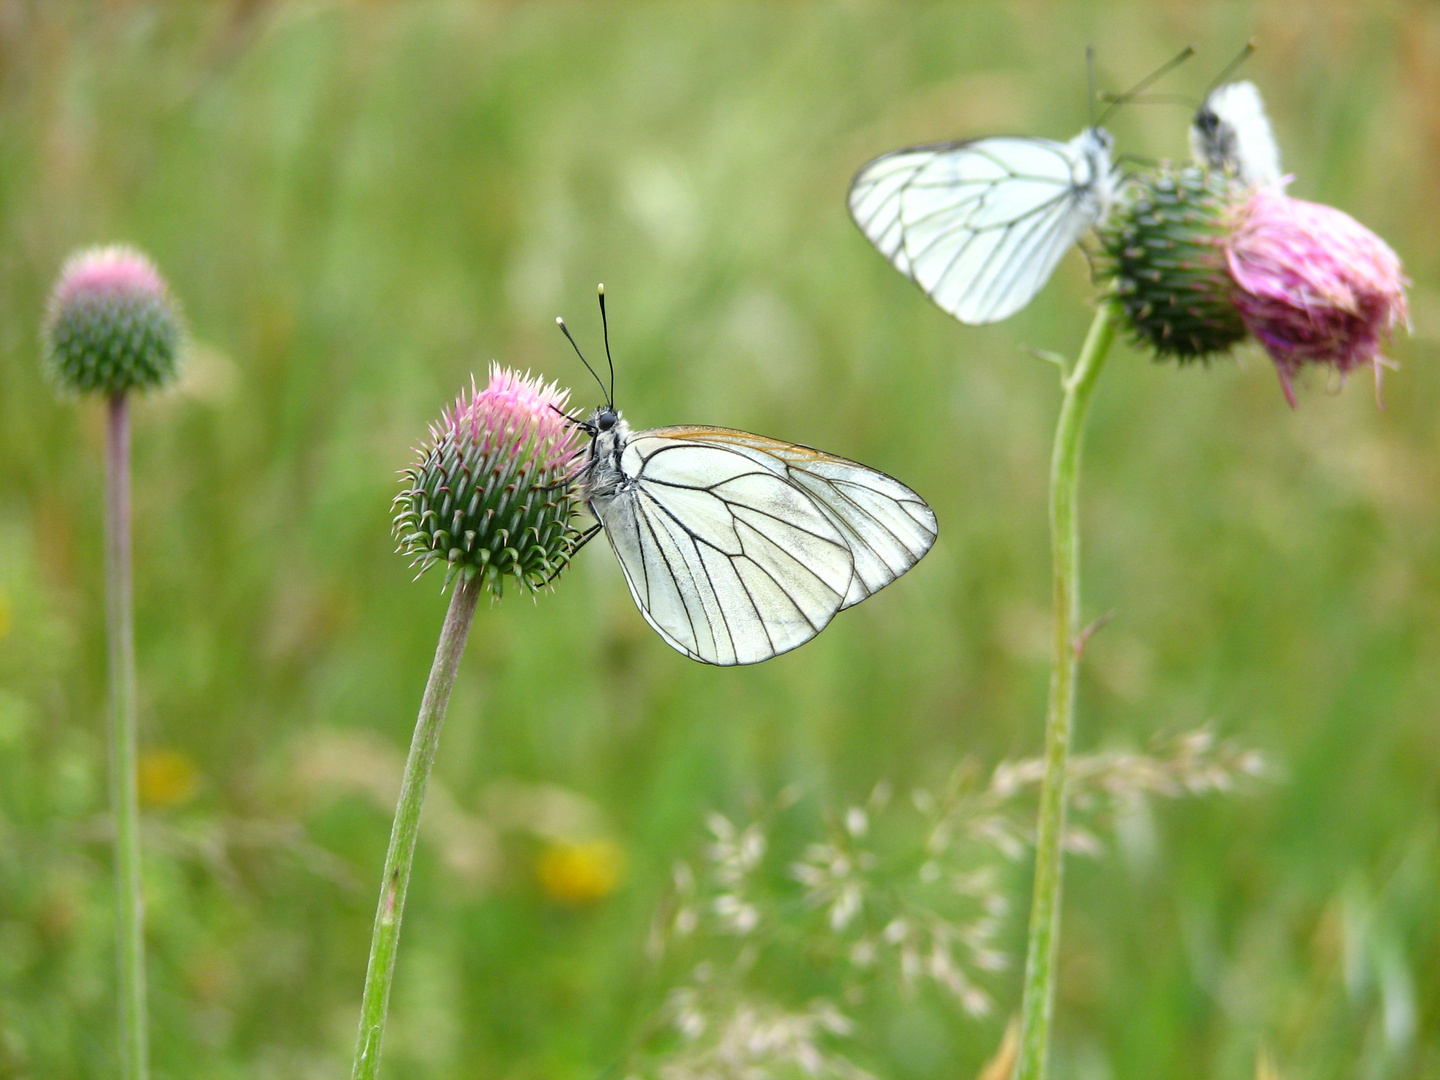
[351,574,482,1080]
[1014,301,1118,1080]
[104,392,148,1080]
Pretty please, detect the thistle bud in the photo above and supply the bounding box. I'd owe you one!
[42,245,182,396]
[1224,186,1409,407]
[392,365,585,593]
[1098,167,1249,361]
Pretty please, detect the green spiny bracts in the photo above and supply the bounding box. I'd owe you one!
[43,246,182,395]
[393,365,585,595]
[1098,167,1248,362]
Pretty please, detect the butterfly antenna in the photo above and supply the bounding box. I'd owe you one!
[555,315,611,407]
[1201,39,1258,102]
[1097,92,1196,108]
[597,282,615,407]
[1097,44,1195,125]
[1086,44,1098,130]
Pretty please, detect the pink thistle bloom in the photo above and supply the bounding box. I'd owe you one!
[1225,185,1409,407]
[435,363,581,473]
[394,364,586,592]
[51,246,168,310]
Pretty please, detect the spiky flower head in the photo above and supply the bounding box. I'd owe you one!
[42,245,182,396]
[1098,167,1249,361]
[1224,185,1409,407]
[393,365,585,594]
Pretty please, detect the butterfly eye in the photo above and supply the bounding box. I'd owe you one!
[596,409,618,432]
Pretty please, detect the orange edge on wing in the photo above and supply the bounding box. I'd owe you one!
[645,425,841,464]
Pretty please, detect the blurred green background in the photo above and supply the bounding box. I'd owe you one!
[2,2,1438,1078]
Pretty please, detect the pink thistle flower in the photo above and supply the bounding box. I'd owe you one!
[393,364,586,593]
[43,244,182,395]
[51,245,168,308]
[1225,185,1409,407]
[436,364,579,468]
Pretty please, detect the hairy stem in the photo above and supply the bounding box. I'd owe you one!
[1014,302,1118,1080]
[351,574,482,1080]
[105,392,148,1080]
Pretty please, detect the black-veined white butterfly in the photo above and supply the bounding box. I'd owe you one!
[1190,81,1281,187]
[848,49,1193,325]
[1187,42,1281,187]
[558,287,937,666]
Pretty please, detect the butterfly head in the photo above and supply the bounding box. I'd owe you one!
[1189,102,1232,172]
[581,404,629,442]
[1072,125,1115,168]
[1071,127,1119,209]
[1193,102,1221,140]
[585,405,630,458]
[1192,41,1259,143]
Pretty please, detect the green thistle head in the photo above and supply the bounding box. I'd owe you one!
[1098,167,1249,362]
[393,365,586,594]
[42,245,182,396]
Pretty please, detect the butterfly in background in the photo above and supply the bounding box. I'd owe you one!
[558,286,937,666]
[848,48,1193,325]
[1189,46,1282,187]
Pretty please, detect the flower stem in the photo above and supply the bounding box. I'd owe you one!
[104,392,148,1080]
[1014,301,1119,1080]
[351,574,482,1080]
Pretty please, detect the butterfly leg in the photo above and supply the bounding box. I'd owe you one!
[533,464,590,494]
[548,522,603,583]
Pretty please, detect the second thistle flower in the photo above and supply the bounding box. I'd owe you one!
[393,365,585,593]
[1100,170,1408,405]
[1225,186,1409,407]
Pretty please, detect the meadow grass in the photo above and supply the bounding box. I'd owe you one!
[1,4,1437,1078]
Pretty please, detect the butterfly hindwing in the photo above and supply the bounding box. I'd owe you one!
[783,456,938,608]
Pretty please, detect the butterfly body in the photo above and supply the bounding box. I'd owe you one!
[849,125,1119,325]
[1190,81,1281,187]
[581,407,631,501]
[580,407,937,666]
[1068,126,1121,221]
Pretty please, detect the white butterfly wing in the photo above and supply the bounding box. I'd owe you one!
[592,428,937,665]
[1190,81,1282,187]
[850,133,1112,324]
[596,433,855,665]
[658,428,939,609]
